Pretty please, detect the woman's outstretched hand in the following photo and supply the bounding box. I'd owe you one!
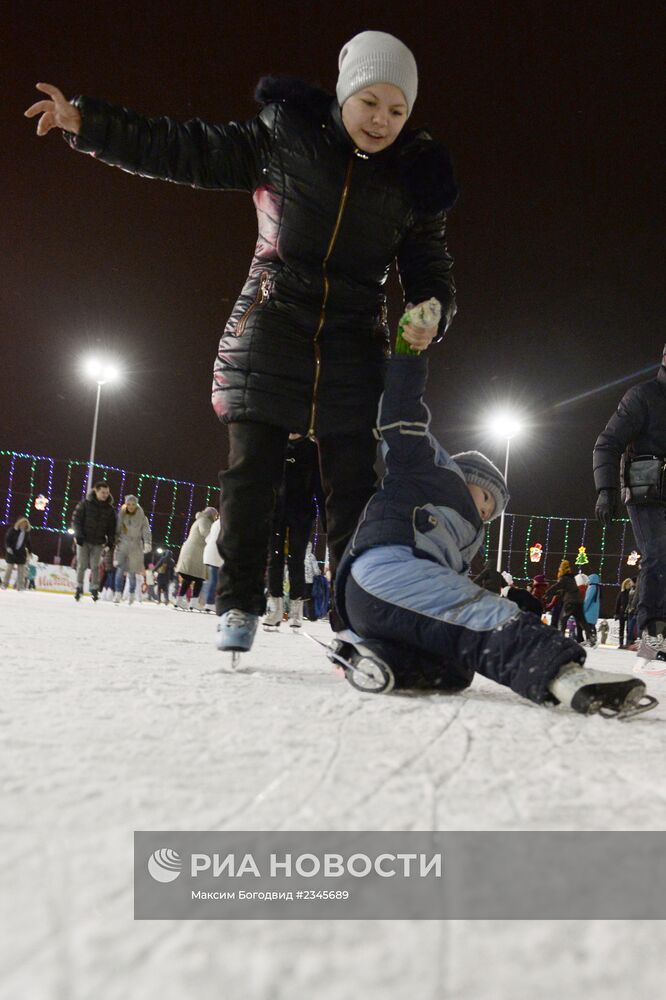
[24,83,81,136]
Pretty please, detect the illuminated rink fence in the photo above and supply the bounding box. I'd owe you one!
[0,449,640,594]
[0,449,220,551]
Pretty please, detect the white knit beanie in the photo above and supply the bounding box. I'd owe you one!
[336,31,418,116]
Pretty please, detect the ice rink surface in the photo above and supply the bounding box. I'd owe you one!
[3,589,666,999]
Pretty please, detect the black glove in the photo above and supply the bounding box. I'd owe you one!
[595,488,618,526]
[75,536,85,546]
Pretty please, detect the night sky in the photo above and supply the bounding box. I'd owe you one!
[5,0,664,519]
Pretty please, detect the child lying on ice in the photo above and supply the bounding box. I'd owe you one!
[332,350,657,718]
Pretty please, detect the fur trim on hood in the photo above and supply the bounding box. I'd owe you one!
[254,75,458,213]
[254,75,331,113]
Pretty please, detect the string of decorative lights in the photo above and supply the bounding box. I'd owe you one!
[43,458,55,528]
[23,456,37,517]
[183,483,195,543]
[544,514,552,569]
[4,452,16,524]
[522,516,535,578]
[0,450,639,583]
[506,513,516,575]
[617,521,627,584]
[150,478,160,528]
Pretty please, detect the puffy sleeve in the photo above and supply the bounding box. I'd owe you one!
[64,96,276,193]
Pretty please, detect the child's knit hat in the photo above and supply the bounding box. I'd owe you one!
[452,450,509,522]
[336,31,418,115]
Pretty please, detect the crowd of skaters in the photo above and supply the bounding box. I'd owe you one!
[1,466,330,621]
[0,485,642,649]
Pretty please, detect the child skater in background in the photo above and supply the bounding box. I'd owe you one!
[332,319,657,718]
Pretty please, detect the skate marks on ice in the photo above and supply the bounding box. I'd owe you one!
[4,592,666,999]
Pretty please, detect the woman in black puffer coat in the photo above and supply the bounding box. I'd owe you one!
[26,31,458,644]
[543,561,594,645]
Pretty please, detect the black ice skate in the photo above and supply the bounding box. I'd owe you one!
[549,663,658,720]
[325,637,396,694]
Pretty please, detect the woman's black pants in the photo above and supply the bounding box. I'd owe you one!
[216,422,377,627]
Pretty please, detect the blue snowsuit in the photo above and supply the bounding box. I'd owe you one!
[336,354,585,703]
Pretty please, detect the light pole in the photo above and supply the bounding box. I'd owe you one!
[83,358,120,494]
[486,411,524,573]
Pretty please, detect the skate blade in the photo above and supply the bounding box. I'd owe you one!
[326,643,394,694]
[633,659,666,678]
[571,678,654,719]
[230,651,242,670]
[301,632,393,693]
[599,694,659,720]
[344,655,395,694]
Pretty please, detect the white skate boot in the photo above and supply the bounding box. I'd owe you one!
[548,662,658,719]
[289,598,304,629]
[633,623,666,678]
[262,596,284,631]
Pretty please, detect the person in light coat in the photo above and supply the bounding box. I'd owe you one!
[203,516,223,611]
[175,508,218,609]
[113,495,151,604]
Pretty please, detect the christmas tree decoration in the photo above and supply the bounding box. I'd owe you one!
[529,542,543,563]
[34,494,49,511]
[627,550,641,566]
[575,545,589,566]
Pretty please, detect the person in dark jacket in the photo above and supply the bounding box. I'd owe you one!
[263,435,323,630]
[2,517,33,590]
[614,578,633,648]
[543,561,594,645]
[593,342,666,671]
[71,481,117,601]
[26,31,458,655]
[331,352,654,717]
[154,550,175,606]
[626,576,640,647]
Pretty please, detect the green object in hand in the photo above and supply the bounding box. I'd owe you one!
[394,297,442,355]
[396,314,419,355]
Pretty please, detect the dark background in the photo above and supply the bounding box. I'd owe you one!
[3,0,664,522]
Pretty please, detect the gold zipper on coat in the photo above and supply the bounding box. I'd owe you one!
[235,271,270,337]
[307,155,356,438]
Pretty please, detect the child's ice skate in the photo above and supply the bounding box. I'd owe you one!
[262,596,283,631]
[326,636,395,694]
[549,662,658,719]
[633,622,666,678]
[216,609,259,668]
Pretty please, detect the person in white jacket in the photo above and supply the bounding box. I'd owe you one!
[203,516,223,612]
[174,508,218,609]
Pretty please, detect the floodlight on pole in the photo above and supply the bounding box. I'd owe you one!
[83,357,120,493]
[485,409,525,573]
